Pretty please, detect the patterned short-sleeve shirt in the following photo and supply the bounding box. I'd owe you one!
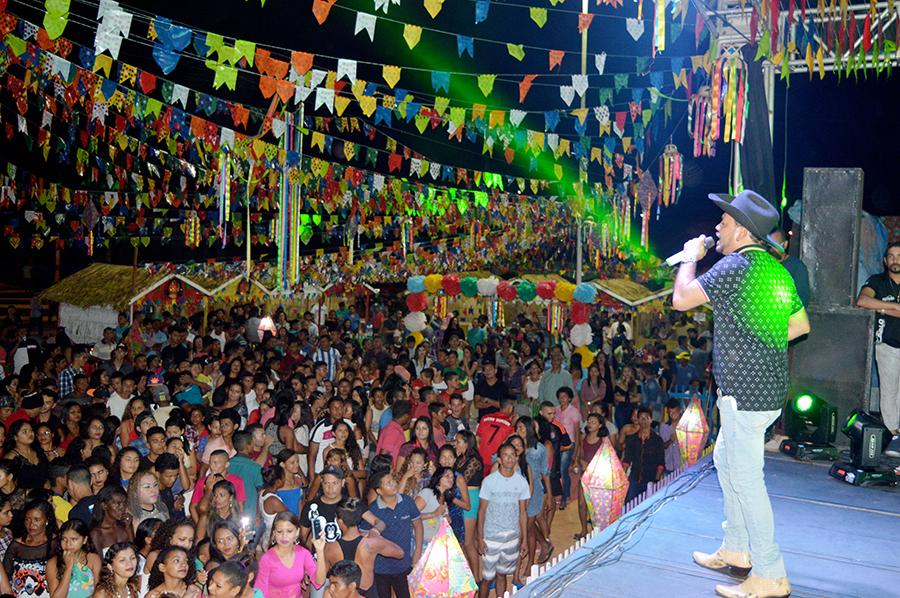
[697,248,804,411]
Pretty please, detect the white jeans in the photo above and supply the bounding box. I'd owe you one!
[874,343,900,432]
[714,394,785,579]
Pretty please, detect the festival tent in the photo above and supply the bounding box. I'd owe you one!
[591,278,673,308]
[40,264,213,343]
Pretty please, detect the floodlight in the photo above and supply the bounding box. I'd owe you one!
[779,392,839,461]
[828,409,897,487]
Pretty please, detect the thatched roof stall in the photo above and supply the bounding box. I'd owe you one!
[40,264,214,343]
[591,278,673,308]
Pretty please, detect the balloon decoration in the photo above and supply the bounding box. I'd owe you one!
[516,280,537,302]
[554,281,576,303]
[536,280,557,300]
[460,277,479,298]
[476,277,499,297]
[408,331,425,346]
[497,281,518,302]
[570,323,593,347]
[406,292,428,312]
[574,282,598,304]
[407,276,426,293]
[424,274,444,294]
[571,301,591,325]
[574,345,595,368]
[403,311,428,333]
[441,275,461,297]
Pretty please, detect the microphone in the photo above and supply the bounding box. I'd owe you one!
[666,236,715,266]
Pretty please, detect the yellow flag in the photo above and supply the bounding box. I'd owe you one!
[530,7,547,28]
[335,95,351,116]
[507,44,525,61]
[383,65,401,88]
[471,104,486,121]
[816,45,825,79]
[477,74,496,97]
[343,142,356,161]
[424,0,444,18]
[805,44,814,78]
[359,96,376,116]
[489,110,505,128]
[554,164,563,180]
[351,80,367,102]
[434,96,449,116]
[311,132,325,151]
[403,24,422,49]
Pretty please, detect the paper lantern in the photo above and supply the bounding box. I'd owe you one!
[574,345,595,368]
[460,277,479,297]
[676,396,710,466]
[497,281,517,302]
[476,277,499,297]
[581,437,629,531]
[406,293,428,312]
[573,282,598,304]
[570,323,593,347]
[536,280,556,300]
[555,281,576,303]
[403,311,427,333]
[517,280,537,302]
[571,301,591,325]
[442,275,461,297]
[424,274,443,294]
[407,276,426,293]
[409,518,477,598]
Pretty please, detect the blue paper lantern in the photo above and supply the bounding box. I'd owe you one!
[407,276,426,293]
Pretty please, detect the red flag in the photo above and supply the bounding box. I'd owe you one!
[518,74,537,102]
[549,50,565,70]
[578,13,594,34]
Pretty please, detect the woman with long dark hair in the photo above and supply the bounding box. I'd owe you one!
[3,420,48,492]
[436,444,469,543]
[516,416,553,572]
[198,480,241,541]
[255,512,325,598]
[396,417,438,471]
[91,542,139,598]
[46,519,102,598]
[125,470,169,531]
[59,403,82,451]
[454,430,483,580]
[111,448,141,489]
[145,546,201,598]
[3,499,56,597]
[144,519,200,588]
[0,461,26,513]
[207,521,251,570]
[415,466,457,544]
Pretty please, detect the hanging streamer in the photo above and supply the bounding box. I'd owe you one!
[658,144,684,207]
[219,152,231,249]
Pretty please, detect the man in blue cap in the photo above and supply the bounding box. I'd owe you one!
[672,190,810,598]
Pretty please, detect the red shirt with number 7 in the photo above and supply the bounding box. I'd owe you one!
[476,412,513,474]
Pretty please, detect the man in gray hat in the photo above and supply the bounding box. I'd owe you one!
[672,190,810,598]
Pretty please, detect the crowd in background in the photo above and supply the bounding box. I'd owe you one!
[0,296,712,598]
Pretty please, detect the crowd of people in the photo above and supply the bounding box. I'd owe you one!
[0,297,712,598]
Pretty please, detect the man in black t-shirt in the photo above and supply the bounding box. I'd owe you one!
[474,360,508,419]
[857,242,900,436]
[621,408,665,502]
[300,466,385,548]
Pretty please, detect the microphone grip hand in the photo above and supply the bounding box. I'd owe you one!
[682,236,711,262]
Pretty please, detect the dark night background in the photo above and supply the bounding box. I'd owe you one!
[0,0,897,287]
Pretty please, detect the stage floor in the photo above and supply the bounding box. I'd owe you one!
[517,454,899,598]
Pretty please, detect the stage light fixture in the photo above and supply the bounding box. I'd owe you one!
[779,392,839,461]
[828,409,897,487]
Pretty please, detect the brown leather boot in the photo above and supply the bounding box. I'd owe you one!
[715,575,791,598]
[692,548,752,579]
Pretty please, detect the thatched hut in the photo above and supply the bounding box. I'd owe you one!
[40,264,213,343]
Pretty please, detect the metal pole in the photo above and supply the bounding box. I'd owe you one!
[576,0,589,285]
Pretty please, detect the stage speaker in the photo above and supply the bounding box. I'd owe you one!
[799,168,864,308]
[789,306,874,447]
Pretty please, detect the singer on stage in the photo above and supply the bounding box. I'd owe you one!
[671,190,810,598]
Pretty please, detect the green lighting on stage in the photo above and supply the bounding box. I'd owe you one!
[795,394,814,413]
